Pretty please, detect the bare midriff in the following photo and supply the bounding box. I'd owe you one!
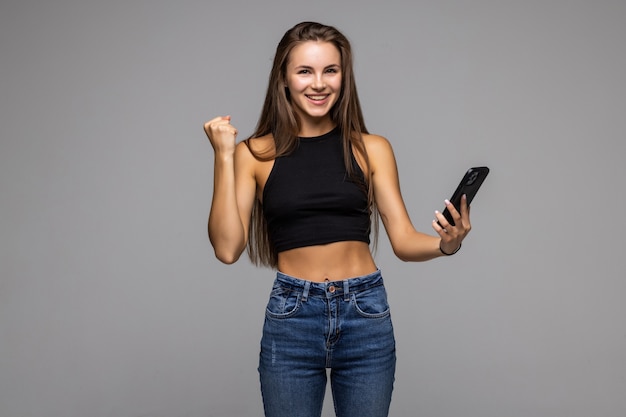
[276,241,378,282]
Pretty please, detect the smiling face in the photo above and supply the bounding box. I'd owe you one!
[285,41,342,130]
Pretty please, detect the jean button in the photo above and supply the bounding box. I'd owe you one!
[328,285,336,293]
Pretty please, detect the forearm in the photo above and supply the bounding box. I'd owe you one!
[208,153,246,263]
[391,229,444,262]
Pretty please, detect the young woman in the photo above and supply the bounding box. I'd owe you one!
[204,21,471,417]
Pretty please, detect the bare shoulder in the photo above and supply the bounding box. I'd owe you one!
[235,134,276,191]
[239,133,276,159]
[361,133,395,172]
[362,133,393,153]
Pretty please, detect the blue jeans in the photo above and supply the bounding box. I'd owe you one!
[258,269,396,417]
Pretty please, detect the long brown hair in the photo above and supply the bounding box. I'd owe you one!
[245,21,377,267]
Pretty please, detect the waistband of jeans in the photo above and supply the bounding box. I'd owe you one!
[274,268,383,298]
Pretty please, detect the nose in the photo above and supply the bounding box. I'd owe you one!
[312,74,326,90]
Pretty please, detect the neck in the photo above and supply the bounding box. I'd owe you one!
[297,117,336,138]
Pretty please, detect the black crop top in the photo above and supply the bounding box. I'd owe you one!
[262,128,371,253]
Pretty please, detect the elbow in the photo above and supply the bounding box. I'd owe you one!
[394,250,411,263]
[217,255,239,265]
[213,248,243,265]
[208,231,246,264]
[391,245,410,262]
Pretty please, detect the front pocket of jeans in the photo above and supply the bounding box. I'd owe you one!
[352,286,390,318]
[265,287,301,319]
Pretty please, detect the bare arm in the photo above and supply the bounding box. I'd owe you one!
[204,116,257,264]
[365,134,471,261]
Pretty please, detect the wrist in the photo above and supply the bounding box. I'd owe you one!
[439,241,462,256]
[214,150,235,163]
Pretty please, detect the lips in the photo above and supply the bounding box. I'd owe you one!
[306,94,330,102]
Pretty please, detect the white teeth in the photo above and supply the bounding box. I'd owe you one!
[307,95,327,100]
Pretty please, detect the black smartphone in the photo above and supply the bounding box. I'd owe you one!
[440,167,490,226]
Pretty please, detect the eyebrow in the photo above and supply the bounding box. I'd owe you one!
[294,64,341,70]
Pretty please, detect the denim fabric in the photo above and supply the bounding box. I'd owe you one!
[259,269,396,417]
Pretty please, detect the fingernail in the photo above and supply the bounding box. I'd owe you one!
[444,200,450,205]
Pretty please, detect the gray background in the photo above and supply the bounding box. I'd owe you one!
[1,0,625,416]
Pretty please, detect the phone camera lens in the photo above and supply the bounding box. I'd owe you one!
[466,172,479,185]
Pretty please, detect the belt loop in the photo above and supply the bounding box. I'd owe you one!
[302,281,311,302]
[343,280,350,301]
